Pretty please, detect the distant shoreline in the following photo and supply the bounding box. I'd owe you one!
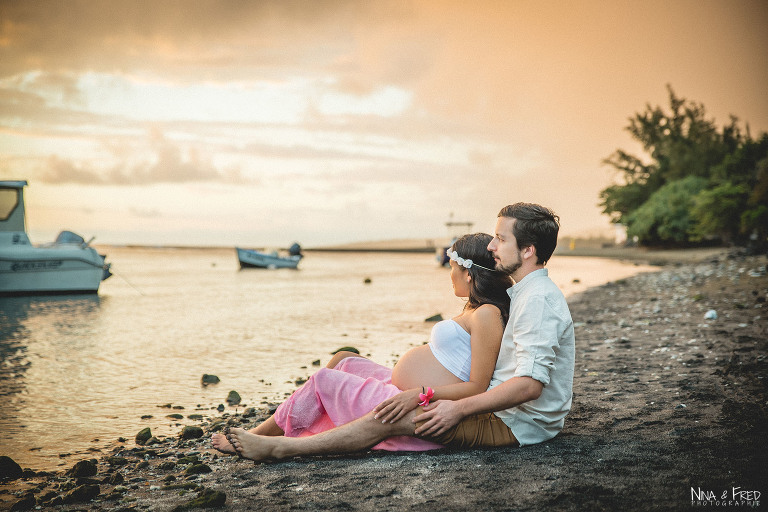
[94,241,731,266]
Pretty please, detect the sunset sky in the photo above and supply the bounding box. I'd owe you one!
[1,0,767,247]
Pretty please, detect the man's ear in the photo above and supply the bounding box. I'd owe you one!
[522,245,537,260]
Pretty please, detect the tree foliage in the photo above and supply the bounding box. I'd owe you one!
[600,86,768,248]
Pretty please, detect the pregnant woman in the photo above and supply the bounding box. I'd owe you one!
[212,232,512,453]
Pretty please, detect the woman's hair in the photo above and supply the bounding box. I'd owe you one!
[451,233,513,325]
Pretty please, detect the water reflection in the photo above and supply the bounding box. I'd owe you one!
[0,295,102,416]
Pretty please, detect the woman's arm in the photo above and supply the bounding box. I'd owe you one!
[374,304,504,423]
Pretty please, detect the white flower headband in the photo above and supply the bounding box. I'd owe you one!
[446,249,496,272]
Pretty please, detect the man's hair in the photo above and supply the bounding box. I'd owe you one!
[498,203,560,264]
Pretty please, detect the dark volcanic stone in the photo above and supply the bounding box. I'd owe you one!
[135,427,152,445]
[180,426,204,439]
[67,459,97,477]
[0,456,23,481]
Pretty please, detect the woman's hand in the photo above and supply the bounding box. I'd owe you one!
[373,389,421,423]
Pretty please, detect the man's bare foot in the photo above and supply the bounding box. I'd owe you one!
[226,427,279,461]
[211,433,238,455]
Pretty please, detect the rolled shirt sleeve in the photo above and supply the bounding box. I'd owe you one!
[510,295,561,386]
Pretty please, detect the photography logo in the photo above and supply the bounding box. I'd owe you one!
[691,487,761,507]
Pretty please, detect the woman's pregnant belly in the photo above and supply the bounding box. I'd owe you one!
[391,345,463,390]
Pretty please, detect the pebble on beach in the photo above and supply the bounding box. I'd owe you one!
[201,374,220,385]
[226,390,241,405]
[135,427,152,446]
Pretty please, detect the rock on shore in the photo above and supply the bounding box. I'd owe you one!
[1,251,765,511]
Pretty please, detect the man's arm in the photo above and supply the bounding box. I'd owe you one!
[413,376,543,436]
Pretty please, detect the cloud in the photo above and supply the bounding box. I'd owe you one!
[40,127,247,185]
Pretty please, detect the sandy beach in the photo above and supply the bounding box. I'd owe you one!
[1,248,766,511]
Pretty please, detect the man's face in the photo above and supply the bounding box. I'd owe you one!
[488,217,523,275]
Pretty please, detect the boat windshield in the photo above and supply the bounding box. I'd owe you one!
[0,189,19,221]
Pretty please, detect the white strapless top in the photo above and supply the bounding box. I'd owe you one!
[428,319,472,381]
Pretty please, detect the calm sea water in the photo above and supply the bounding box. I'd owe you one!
[0,247,655,471]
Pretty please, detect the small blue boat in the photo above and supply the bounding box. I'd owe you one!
[236,243,303,269]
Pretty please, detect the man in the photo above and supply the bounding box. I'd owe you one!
[227,203,574,460]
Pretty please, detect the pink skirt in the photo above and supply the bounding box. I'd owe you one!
[273,357,443,451]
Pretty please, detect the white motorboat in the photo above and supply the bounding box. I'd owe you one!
[0,180,112,295]
[236,243,303,269]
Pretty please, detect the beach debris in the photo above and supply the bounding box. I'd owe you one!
[201,374,220,385]
[135,427,152,445]
[67,459,97,477]
[226,390,241,405]
[572,278,581,283]
[171,488,226,511]
[331,346,360,354]
[180,426,204,440]
[312,359,321,366]
[0,455,23,481]
[425,313,443,322]
[217,404,225,412]
[704,309,718,320]
[364,277,372,284]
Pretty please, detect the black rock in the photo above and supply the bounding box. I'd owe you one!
[201,374,220,385]
[172,488,226,511]
[180,426,204,440]
[63,483,100,504]
[103,472,124,485]
[0,455,23,481]
[135,427,152,445]
[10,493,35,511]
[67,459,97,477]
[107,456,129,467]
[185,463,212,475]
[331,346,360,354]
[226,390,241,405]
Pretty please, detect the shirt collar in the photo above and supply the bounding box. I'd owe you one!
[507,268,548,298]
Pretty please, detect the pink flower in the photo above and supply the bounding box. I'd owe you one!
[418,387,434,406]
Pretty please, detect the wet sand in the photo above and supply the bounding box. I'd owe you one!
[1,248,766,511]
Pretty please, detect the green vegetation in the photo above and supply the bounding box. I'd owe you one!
[600,86,768,248]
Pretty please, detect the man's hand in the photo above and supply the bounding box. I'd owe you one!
[413,399,465,437]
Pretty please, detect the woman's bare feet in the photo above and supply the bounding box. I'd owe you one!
[211,432,238,454]
[226,427,279,461]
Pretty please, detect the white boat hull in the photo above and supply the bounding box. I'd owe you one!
[0,235,109,295]
[236,247,302,269]
[0,181,111,295]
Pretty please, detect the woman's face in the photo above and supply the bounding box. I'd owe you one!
[449,259,470,298]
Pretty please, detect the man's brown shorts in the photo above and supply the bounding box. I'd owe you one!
[420,412,519,449]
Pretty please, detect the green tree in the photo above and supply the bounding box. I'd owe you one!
[692,134,768,245]
[626,176,707,245]
[600,86,765,247]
